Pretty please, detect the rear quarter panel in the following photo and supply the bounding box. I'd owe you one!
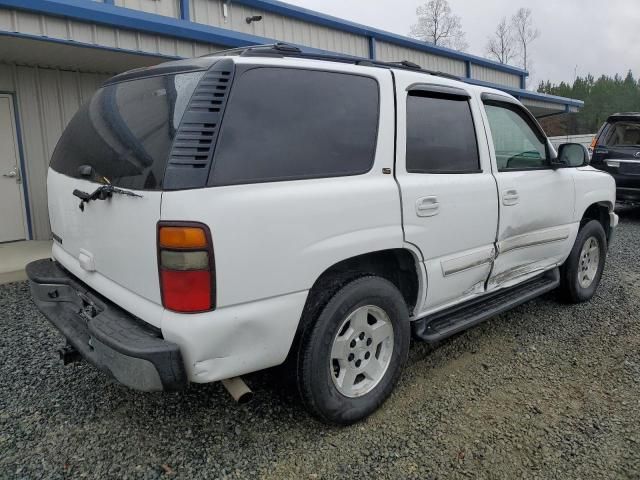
[160,67,401,309]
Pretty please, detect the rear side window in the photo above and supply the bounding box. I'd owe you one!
[50,71,204,190]
[406,93,480,173]
[209,68,379,186]
[600,121,640,147]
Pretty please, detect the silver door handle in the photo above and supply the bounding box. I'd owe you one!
[416,196,440,217]
[503,189,519,206]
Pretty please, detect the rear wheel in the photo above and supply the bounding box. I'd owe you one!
[559,220,607,303]
[296,276,410,425]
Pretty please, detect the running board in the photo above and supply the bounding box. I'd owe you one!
[412,268,560,343]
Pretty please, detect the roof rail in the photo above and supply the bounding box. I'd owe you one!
[202,43,460,81]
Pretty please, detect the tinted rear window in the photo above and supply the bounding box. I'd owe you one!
[50,71,204,190]
[406,93,480,173]
[601,121,640,147]
[208,67,379,186]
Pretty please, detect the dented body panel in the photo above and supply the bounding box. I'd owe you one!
[32,53,617,387]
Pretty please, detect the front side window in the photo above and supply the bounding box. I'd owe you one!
[406,93,480,173]
[209,67,379,185]
[484,103,548,171]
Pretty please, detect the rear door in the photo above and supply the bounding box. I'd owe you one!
[394,72,499,314]
[480,94,576,290]
[47,70,205,322]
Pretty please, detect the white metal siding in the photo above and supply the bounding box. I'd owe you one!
[115,0,180,18]
[0,64,110,240]
[375,40,466,77]
[0,8,223,60]
[471,64,520,89]
[190,0,369,57]
[521,98,565,112]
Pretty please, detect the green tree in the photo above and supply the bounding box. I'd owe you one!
[538,71,640,133]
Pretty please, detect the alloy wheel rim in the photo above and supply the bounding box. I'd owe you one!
[578,236,600,289]
[329,305,394,398]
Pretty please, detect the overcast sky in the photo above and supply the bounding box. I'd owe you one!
[284,0,640,88]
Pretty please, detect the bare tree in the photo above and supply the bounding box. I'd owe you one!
[409,0,468,51]
[511,8,540,73]
[485,17,516,65]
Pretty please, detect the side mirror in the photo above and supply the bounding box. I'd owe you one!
[554,143,590,168]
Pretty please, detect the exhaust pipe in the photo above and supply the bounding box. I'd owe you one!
[58,344,81,365]
[221,377,253,404]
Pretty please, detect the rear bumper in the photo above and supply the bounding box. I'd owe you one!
[26,259,187,391]
[616,187,640,204]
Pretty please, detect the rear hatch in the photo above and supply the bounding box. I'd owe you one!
[591,116,640,179]
[47,65,209,323]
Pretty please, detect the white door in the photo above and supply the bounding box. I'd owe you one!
[0,95,28,243]
[394,73,499,314]
[481,96,577,290]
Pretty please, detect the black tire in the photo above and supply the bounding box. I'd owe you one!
[296,276,410,425]
[559,220,607,303]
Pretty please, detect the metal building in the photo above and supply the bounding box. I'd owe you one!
[0,0,583,242]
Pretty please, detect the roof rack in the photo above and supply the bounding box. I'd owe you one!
[203,43,460,81]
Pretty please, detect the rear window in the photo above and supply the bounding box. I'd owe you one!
[601,121,640,147]
[50,71,204,190]
[208,67,379,186]
[406,93,480,173]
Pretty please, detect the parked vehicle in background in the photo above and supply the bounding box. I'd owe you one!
[549,134,595,154]
[27,44,618,425]
[590,113,640,204]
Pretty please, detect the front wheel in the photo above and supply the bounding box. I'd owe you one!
[559,220,607,303]
[296,276,410,425]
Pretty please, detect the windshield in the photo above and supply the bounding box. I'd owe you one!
[50,71,204,190]
[601,121,640,148]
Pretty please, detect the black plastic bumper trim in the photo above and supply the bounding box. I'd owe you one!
[413,268,560,343]
[26,259,187,392]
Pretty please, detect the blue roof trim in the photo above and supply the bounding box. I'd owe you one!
[368,36,376,60]
[3,0,527,78]
[0,0,274,48]
[0,2,353,58]
[465,78,584,108]
[0,0,581,111]
[233,0,527,77]
[179,0,189,21]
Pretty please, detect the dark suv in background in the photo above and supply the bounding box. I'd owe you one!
[591,113,640,204]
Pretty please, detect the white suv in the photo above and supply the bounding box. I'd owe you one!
[28,44,618,425]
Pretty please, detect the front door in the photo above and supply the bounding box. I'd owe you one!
[395,73,499,314]
[481,96,576,290]
[0,95,28,243]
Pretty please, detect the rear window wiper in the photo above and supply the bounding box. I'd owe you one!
[73,185,143,211]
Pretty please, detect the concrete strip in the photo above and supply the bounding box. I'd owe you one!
[0,240,52,285]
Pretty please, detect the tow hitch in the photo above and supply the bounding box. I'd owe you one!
[58,344,82,365]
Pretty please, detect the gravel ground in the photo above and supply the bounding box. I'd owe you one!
[2,207,640,480]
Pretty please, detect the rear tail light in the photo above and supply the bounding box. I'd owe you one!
[590,137,598,150]
[158,223,215,313]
